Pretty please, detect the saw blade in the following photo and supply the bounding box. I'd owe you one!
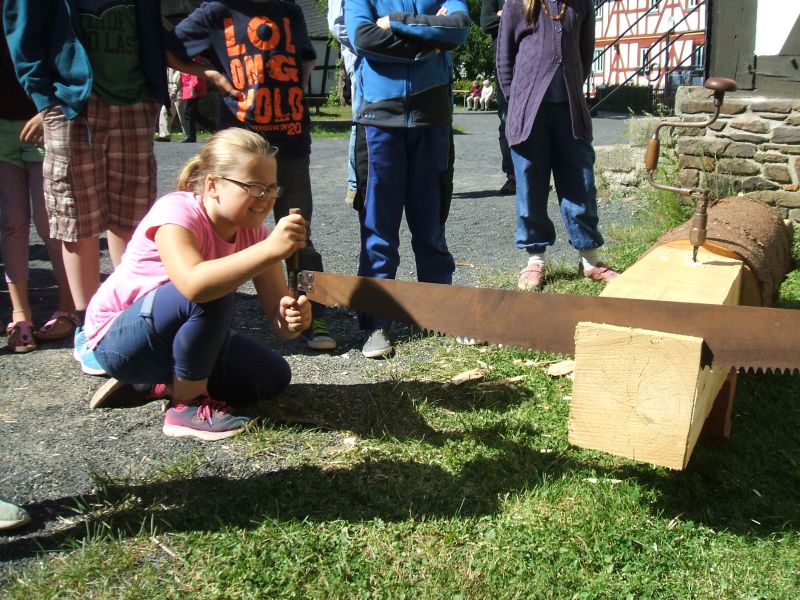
[298,271,800,374]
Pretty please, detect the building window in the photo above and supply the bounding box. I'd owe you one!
[693,43,705,69]
[650,0,659,12]
[688,0,698,7]
[594,0,604,18]
[593,49,605,73]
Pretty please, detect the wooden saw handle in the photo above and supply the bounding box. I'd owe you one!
[287,208,301,297]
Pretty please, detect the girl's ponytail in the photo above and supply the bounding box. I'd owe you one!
[176,155,203,192]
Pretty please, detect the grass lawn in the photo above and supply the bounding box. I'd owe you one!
[3,189,799,598]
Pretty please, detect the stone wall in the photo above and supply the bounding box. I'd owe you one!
[674,87,800,222]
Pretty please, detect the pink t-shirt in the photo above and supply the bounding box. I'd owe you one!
[84,191,269,347]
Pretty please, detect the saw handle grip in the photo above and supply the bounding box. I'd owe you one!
[287,208,301,297]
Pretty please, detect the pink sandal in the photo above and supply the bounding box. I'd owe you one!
[6,321,37,353]
[34,311,79,342]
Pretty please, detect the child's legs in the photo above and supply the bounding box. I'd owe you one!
[549,106,603,251]
[404,125,455,285]
[42,101,107,311]
[0,160,31,287]
[207,333,292,404]
[347,124,357,192]
[273,154,322,271]
[106,100,160,265]
[357,125,408,330]
[95,282,235,388]
[25,161,69,288]
[273,153,326,318]
[511,108,557,254]
[0,160,32,318]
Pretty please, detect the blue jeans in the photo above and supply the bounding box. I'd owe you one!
[511,102,604,254]
[93,282,291,403]
[357,124,455,330]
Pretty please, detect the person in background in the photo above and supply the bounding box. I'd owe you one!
[86,129,311,441]
[497,0,618,292]
[179,67,207,144]
[155,67,185,142]
[465,79,481,110]
[166,0,338,351]
[4,0,169,374]
[480,0,516,195]
[327,0,359,207]
[345,0,470,358]
[1,18,76,353]
[478,79,494,110]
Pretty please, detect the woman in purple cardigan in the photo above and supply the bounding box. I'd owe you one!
[496,0,618,291]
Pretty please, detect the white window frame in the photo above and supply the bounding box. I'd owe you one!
[693,43,705,70]
[593,49,605,73]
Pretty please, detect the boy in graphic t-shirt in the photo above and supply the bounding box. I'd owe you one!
[3,0,169,375]
[166,0,338,352]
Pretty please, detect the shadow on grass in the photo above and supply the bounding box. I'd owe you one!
[3,371,799,565]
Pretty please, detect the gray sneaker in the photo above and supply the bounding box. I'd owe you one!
[0,499,31,531]
[362,328,392,359]
[163,396,250,441]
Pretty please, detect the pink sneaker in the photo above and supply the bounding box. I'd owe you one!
[518,263,544,291]
[90,378,169,409]
[162,396,250,441]
[578,261,619,283]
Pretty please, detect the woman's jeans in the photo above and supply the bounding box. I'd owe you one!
[94,282,291,403]
[511,102,604,254]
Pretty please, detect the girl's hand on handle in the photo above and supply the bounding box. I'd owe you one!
[269,213,307,260]
[280,294,311,333]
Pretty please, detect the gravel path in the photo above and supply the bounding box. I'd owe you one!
[0,109,630,563]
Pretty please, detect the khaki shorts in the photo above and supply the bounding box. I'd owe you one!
[42,95,160,241]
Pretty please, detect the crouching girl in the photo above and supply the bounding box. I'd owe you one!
[85,128,311,441]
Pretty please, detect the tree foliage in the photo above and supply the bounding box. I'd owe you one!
[451,0,495,82]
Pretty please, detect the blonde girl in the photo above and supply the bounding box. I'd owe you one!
[84,128,311,440]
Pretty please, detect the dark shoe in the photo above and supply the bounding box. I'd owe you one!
[362,329,392,359]
[162,396,250,441]
[90,378,169,409]
[301,318,337,350]
[154,136,171,142]
[499,179,516,195]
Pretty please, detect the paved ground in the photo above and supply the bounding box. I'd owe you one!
[0,108,630,563]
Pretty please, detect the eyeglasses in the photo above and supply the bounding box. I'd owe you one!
[216,175,282,198]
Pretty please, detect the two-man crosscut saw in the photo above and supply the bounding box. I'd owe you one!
[298,271,800,374]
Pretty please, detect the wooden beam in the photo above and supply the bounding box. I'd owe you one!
[568,244,743,469]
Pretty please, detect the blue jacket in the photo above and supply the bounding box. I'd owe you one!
[3,0,168,120]
[345,0,470,128]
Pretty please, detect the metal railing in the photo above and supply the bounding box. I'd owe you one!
[588,0,706,114]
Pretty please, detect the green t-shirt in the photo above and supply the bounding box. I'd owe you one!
[76,0,147,105]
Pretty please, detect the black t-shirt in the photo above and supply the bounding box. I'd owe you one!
[169,0,317,157]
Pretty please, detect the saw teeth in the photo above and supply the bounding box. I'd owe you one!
[735,365,799,376]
